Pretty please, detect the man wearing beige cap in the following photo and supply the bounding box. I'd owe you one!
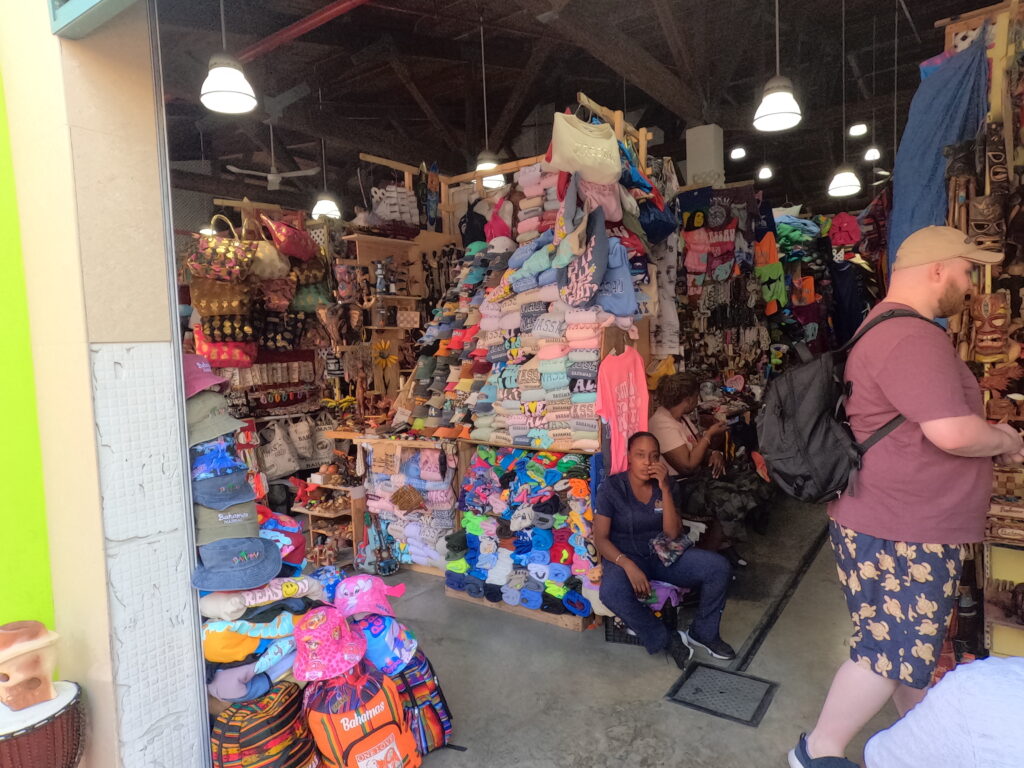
[790,226,1024,768]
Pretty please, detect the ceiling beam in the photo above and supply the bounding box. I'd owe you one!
[236,0,371,63]
[515,0,703,125]
[388,53,466,156]
[652,0,697,83]
[488,38,557,151]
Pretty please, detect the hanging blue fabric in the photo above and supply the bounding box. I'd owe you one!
[887,27,989,272]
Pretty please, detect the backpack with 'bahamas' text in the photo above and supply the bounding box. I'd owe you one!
[756,309,937,504]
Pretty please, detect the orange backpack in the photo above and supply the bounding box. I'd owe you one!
[303,663,421,768]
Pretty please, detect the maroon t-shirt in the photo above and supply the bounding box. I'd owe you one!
[829,302,991,544]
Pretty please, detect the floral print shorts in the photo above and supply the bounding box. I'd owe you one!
[829,520,965,689]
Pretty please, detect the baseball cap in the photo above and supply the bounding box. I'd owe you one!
[893,225,1003,270]
[195,501,259,545]
[183,354,228,399]
[187,391,245,447]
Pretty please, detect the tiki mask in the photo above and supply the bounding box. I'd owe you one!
[0,621,58,711]
[972,292,1020,363]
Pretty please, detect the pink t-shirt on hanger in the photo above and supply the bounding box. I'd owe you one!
[595,346,649,473]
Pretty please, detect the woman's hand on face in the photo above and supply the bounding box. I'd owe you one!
[623,560,651,600]
[648,462,670,488]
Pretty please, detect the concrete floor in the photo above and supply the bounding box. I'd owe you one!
[391,543,898,768]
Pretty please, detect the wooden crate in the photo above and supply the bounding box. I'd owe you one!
[444,587,593,631]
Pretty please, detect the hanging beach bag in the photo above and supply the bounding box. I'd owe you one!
[291,283,332,313]
[288,415,316,459]
[186,214,257,282]
[638,188,679,245]
[190,277,253,317]
[259,421,302,480]
[260,213,319,262]
[310,412,337,466]
[259,311,306,351]
[259,276,298,312]
[303,664,422,768]
[194,324,257,369]
[201,314,259,344]
[243,216,292,279]
[549,112,621,185]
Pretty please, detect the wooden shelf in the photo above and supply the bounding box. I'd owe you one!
[292,505,353,519]
[324,430,368,440]
[406,563,445,578]
[316,483,357,492]
[312,529,353,540]
[366,326,412,331]
[444,587,593,631]
[342,233,418,246]
[457,437,597,455]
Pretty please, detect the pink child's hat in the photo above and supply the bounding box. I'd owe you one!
[333,574,407,619]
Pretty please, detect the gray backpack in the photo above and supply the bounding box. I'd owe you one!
[756,309,936,503]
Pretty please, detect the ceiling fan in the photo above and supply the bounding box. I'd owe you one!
[226,122,319,191]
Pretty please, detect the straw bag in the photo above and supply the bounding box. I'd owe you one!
[185,215,256,282]
[549,112,621,185]
[190,277,253,316]
[258,421,301,480]
[260,213,319,262]
[242,216,291,279]
[193,324,257,368]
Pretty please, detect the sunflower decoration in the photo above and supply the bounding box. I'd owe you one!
[373,339,398,369]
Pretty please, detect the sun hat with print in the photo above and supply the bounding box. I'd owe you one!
[183,353,228,399]
[333,574,407,619]
[191,536,282,591]
[292,605,367,682]
[193,470,256,510]
[893,225,1003,270]
[195,500,259,546]
[187,390,246,446]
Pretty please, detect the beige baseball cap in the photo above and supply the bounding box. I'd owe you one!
[893,225,1003,270]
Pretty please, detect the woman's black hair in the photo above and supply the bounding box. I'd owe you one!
[656,372,700,408]
[627,431,660,451]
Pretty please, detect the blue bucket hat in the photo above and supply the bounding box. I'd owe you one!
[191,536,282,591]
[192,472,256,510]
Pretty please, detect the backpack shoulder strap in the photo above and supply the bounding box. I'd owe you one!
[840,309,938,353]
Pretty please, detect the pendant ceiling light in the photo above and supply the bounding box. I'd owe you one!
[862,18,882,166]
[311,140,341,220]
[311,90,341,219]
[753,0,802,132]
[476,15,504,189]
[729,146,747,160]
[828,0,861,198]
[757,165,774,180]
[201,0,257,114]
[848,122,868,137]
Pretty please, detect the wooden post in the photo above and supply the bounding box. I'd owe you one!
[613,110,625,141]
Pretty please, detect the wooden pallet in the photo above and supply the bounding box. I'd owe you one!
[444,587,593,632]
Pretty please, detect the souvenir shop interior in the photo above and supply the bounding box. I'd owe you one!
[75,1,1024,765]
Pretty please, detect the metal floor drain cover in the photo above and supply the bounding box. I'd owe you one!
[665,663,778,727]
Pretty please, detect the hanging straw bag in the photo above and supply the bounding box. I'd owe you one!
[243,216,291,279]
[549,112,621,185]
[260,213,319,262]
[185,215,257,282]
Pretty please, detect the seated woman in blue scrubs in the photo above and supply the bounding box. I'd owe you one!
[594,431,734,669]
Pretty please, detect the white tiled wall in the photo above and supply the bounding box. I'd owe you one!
[90,342,206,767]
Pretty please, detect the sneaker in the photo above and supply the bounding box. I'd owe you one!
[666,633,693,670]
[788,733,860,767]
[681,630,737,661]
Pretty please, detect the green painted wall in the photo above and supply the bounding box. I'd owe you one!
[0,74,54,629]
